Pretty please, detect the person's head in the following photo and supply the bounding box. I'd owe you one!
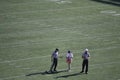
[85,48,88,52]
[84,48,88,54]
[68,50,71,53]
[55,48,59,52]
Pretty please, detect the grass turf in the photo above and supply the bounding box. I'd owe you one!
[0,0,120,80]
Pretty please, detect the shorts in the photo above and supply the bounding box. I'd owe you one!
[66,58,72,64]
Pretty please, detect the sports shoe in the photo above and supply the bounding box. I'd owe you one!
[54,70,57,72]
[85,72,88,74]
[80,71,84,73]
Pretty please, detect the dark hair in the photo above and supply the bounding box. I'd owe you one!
[55,48,59,51]
[68,50,71,53]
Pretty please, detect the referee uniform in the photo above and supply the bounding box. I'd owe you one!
[80,49,90,74]
[49,48,59,72]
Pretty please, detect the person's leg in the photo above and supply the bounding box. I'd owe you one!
[50,62,54,72]
[81,60,85,73]
[68,63,71,70]
[68,59,72,71]
[54,58,58,71]
[50,59,55,72]
[85,60,88,74]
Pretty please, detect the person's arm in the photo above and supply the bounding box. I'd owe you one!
[82,53,84,59]
[88,53,90,59]
[51,54,53,62]
[71,53,73,59]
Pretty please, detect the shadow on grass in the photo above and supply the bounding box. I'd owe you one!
[55,72,82,78]
[26,70,67,76]
[111,0,120,2]
[91,0,120,7]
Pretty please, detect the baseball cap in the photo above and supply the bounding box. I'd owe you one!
[85,48,88,51]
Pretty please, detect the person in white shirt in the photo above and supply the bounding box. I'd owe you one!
[66,50,73,71]
[80,48,90,74]
[49,48,59,72]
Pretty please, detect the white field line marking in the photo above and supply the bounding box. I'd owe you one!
[0,1,48,6]
[15,65,22,68]
[0,5,108,15]
[100,10,116,14]
[0,9,117,26]
[56,0,72,4]
[0,55,50,64]
[0,45,120,64]
[0,75,25,80]
[0,13,107,26]
[0,24,120,48]
[0,15,87,25]
[61,61,120,71]
[113,13,120,16]
[49,0,60,1]
[0,19,119,36]
[0,33,120,49]
[22,68,31,70]
[0,0,72,7]
[100,10,120,16]
[0,61,120,80]
[9,63,16,66]
[90,61,120,67]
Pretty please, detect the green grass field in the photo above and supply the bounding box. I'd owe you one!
[0,0,120,80]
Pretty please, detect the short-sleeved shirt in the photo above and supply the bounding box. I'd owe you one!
[52,52,58,59]
[82,52,90,60]
[66,53,73,63]
[66,53,73,59]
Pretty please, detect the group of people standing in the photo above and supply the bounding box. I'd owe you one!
[49,48,90,74]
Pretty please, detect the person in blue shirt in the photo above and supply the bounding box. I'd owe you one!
[80,48,90,74]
